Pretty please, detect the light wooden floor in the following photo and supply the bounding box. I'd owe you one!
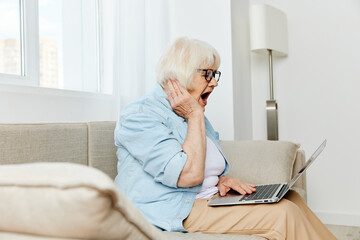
[326,225,360,240]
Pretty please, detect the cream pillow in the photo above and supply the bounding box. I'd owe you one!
[0,162,165,240]
[220,140,300,185]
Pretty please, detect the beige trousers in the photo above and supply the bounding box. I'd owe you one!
[183,190,337,240]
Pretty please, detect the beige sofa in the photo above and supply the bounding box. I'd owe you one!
[0,122,307,240]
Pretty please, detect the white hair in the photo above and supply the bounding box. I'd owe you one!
[156,37,221,89]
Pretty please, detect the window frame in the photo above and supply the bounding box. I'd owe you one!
[0,0,39,87]
[0,0,109,95]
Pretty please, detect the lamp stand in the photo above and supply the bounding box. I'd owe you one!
[266,49,279,140]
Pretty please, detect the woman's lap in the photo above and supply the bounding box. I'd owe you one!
[183,190,336,240]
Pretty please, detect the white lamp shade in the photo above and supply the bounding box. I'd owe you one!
[250,4,288,57]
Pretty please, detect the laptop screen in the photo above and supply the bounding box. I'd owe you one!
[288,140,327,188]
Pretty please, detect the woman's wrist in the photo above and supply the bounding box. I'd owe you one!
[186,108,204,120]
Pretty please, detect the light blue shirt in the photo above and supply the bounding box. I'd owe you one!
[114,84,229,232]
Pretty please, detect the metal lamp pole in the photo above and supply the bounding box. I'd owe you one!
[266,49,279,140]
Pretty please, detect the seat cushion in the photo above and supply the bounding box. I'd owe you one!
[0,162,165,240]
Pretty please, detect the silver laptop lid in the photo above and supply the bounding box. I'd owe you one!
[287,139,327,189]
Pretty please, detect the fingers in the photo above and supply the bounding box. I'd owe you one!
[170,79,180,95]
[166,80,178,98]
[240,182,256,195]
[218,184,230,197]
[233,185,248,195]
[220,177,256,196]
[241,183,256,194]
[218,184,225,196]
[165,79,203,119]
[167,79,187,97]
[172,79,186,95]
[171,79,182,94]
[166,80,180,107]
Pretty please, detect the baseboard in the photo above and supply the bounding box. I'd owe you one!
[315,211,360,227]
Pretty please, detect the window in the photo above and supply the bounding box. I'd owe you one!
[0,0,114,94]
[0,0,23,76]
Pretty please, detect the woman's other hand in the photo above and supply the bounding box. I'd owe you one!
[217,176,256,196]
[166,79,203,119]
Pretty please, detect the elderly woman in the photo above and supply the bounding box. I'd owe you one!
[114,37,336,240]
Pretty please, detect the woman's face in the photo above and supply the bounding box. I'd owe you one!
[187,64,219,112]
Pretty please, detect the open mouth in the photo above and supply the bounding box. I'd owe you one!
[201,92,211,106]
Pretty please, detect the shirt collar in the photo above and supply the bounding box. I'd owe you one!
[153,83,172,110]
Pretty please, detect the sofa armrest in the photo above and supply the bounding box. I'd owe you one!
[219,140,306,201]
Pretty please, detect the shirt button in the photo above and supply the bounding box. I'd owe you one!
[177,216,182,219]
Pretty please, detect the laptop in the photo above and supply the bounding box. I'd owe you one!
[208,139,327,206]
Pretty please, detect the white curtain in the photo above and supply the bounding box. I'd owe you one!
[113,0,170,114]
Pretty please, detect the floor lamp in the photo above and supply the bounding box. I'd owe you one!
[250,4,288,140]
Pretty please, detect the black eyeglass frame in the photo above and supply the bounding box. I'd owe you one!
[197,69,221,82]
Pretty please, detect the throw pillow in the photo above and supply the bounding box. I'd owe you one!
[0,162,165,240]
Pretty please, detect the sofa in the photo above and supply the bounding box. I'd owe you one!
[0,121,307,240]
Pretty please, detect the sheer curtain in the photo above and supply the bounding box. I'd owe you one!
[113,0,170,115]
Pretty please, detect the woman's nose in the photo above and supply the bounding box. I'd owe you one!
[209,77,218,87]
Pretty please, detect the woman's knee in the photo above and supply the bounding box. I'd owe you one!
[271,199,303,221]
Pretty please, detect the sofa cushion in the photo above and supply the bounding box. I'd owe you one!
[0,232,71,240]
[0,162,165,240]
[88,121,118,180]
[0,123,88,165]
[163,231,266,240]
[220,141,300,185]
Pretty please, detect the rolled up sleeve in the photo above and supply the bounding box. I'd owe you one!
[162,150,188,187]
[115,110,187,188]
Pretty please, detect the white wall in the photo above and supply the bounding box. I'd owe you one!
[0,84,118,123]
[250,0,360,226]
[231,0,253,140]
[168,0,236,140]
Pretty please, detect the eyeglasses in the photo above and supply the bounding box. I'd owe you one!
[197,69,221,82]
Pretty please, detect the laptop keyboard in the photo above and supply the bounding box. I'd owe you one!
[240,184,281,201]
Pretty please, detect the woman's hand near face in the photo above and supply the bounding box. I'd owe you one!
[165,79,207,187]
[217,176,256,196]
[166,79,203,119]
